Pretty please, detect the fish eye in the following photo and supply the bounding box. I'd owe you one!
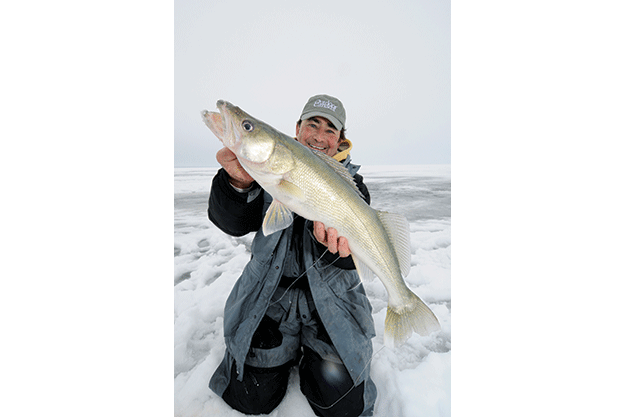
[242,120,254,132]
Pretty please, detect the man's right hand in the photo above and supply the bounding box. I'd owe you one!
[216,147,255,189]
[313,221,351,258]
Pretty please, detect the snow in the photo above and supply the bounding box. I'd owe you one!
[174,165,451,416]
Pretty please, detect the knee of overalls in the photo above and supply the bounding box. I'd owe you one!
[299,346,365,417]
[221,360,292,415]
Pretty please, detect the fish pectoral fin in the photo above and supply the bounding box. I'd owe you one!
[377,211,412,277]
[276,178,305,199]
[201,110,225,142]
[262,200,294,236]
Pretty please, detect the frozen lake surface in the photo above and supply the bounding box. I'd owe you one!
[174,165,451,416]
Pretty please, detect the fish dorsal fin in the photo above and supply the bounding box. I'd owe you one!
[310,148,365,200]
[262,199,294,236]
[377,211,412,277]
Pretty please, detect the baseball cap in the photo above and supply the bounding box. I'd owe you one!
[299,94,346,131]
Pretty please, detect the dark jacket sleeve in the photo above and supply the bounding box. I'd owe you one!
[207,168,264,237]
[315,172,371,269]
[353,173,371,205]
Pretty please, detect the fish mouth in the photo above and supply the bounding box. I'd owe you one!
[216,99,239,117]
[216,100,231,126]
[215,100,239,147]
[200,100,238,148]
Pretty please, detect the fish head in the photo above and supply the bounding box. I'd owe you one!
[202,100,295,176]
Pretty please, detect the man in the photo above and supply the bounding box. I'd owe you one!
[207,95,377,417]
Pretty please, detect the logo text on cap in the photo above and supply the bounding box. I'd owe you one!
[313,99,337,112]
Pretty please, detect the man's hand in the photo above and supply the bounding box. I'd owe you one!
[313,221,351,258]
[216,147,255,189]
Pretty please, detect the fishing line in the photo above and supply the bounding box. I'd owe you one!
[268,247,332,307]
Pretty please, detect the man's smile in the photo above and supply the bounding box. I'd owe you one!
[308,142,326,151]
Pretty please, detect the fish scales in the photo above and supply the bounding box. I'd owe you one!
[289,153,394,281]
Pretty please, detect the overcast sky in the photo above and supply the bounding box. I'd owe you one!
[175,0,450,167]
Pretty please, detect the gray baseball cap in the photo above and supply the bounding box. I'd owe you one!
[299,94,346,131]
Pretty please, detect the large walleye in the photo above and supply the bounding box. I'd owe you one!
[202,100,440,346]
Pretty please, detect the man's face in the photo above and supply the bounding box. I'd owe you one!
[295,116,341,157]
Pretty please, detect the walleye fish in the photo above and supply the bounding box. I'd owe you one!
[202,100,440,346]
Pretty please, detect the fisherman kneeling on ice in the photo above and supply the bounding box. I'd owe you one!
[206,95,377,416]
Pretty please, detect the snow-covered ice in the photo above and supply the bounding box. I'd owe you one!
[174,165,451,417]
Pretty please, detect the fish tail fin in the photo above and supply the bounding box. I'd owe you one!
[384,290,441,347]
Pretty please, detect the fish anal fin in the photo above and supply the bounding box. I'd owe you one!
[377,211,412,277]
[354,256,377,283]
